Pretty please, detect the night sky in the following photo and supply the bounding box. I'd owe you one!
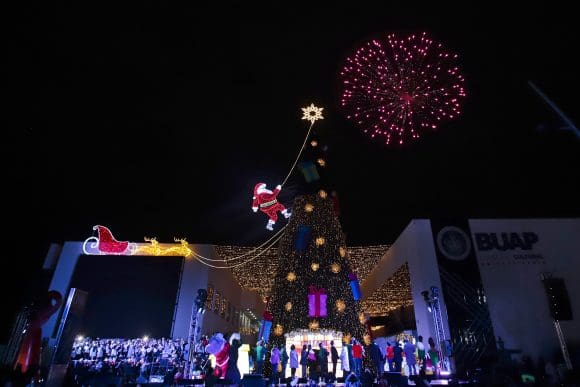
[2,3,579,339]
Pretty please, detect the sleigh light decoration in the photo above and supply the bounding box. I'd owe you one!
[82,225,193,257]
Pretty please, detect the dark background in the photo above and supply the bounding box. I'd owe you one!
[68,255,183,338]
[2,2,579,340]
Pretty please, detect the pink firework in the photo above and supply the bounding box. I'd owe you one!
[339,32,466,145]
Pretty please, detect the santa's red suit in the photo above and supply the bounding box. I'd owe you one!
[252,182,291,230]
[213,341,230,378]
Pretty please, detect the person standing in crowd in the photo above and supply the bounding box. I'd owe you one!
[255,340,266,375]
[307,344,317,380]
[280,344,289,380]
[393,341,403,373]
[416,336,426,371]
[270,344,280,385]
[369,339,383,378]
[289,344,299,378]
[318,342,329,379]
[226,333,242,384]
[403,339,416,376]
[340,341,350,375]
[300,344,308,379]
[330,340,339,379]
[385,342,395,372]
[428,337,439,377]
[352,338,363,377]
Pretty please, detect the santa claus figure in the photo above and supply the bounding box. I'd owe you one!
[252,182,291,230]
[205,333,230,379]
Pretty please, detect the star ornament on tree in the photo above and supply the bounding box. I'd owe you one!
[301,103,324,124]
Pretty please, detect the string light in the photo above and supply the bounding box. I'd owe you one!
[362,263,413,316]
[216,244,390,301]
[304,203,314,212]
[339,32,466,145]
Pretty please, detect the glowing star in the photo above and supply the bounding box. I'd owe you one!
[301,103,324,124]
[304,203,314,212]
[331,262,341,273]
[285,302,293,311]
[308,320,320,330]
[311,262,320,271]
[274,324,284,336]
[315,237,325,246]
[287,272,297,281]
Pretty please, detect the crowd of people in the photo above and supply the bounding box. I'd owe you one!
[68,337,188,384]
[250,335,443,386]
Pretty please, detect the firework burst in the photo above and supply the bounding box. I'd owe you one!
[339,32,466,145]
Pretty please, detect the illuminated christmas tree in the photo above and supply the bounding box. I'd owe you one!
[267,190,365,346]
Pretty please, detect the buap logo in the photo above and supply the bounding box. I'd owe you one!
[436,226,472,261]
[474,232,539,251]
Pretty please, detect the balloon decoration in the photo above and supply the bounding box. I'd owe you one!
[14,291,62,374]
[294,225,312,252]
[348,272,362,301]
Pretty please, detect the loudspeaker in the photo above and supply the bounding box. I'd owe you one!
[542,278,573,321]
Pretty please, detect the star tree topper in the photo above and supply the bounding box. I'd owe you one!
[301,103,324,124]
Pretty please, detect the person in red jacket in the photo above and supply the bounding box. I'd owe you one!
[385,342,395,372]
[351,338,364,377]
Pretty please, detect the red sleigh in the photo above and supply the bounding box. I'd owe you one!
[83,225,132,255]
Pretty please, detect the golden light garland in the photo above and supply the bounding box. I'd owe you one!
[215,244,390,300]
[304,203,314,212]
[285,302,292,311]
[361,263,413,316]
[330,262,341,273]
[336,299,346,313]
[315,237,325,246]
[286,272,297,282]
[311,262,320,271]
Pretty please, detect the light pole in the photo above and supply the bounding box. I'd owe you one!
[528,80,579,138]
